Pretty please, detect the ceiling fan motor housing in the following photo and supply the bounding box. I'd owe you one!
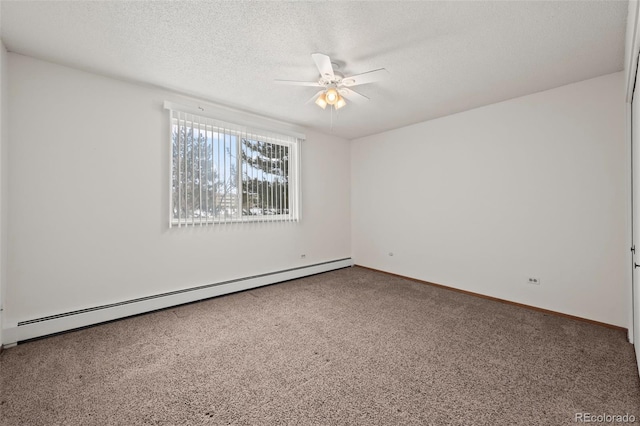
[319,72,344,87]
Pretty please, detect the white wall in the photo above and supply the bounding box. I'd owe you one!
[0,42,8,347]
[352,72,627,327]
[4,53,351,330]
[626,1,640,104]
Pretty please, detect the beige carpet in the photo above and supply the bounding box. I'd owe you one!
[0,266,638,425]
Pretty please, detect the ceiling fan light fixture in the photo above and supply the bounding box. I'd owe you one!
[325,88,339,105]
[335,96,347,110]
[315,93,328,109]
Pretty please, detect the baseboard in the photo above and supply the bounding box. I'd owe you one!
[3,258,353,345]
[356,265,628,333]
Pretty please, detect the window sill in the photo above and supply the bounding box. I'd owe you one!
[171,215,299,226]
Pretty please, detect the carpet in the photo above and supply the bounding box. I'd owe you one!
[0,266,638,425]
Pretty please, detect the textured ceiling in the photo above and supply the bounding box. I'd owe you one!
[0,0,629,140]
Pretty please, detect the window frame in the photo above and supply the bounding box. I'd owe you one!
[166,102,302,227]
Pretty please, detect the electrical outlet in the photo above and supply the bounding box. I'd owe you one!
[527,277,540,285]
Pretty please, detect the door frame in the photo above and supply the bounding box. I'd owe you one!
[626,0,640,348]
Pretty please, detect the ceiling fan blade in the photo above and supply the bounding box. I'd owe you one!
[341,68,389,87]
[305,90,325,104]
[311,53,335,80]
[274,80,322,87]
[339,88,370,103]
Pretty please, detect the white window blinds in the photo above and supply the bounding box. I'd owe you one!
[167,106,301,227]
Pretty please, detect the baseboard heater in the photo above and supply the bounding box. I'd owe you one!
[4,258,353,346]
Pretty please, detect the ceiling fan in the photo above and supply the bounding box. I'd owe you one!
[275,53,388,111]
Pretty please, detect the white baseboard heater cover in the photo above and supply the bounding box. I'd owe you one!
[3,258,353,345]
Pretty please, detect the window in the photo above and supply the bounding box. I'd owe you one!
[167,107,301,226]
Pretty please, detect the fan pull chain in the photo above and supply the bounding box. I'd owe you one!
[330,105,334,132]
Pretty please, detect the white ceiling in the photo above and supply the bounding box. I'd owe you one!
[0,0,629,140]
